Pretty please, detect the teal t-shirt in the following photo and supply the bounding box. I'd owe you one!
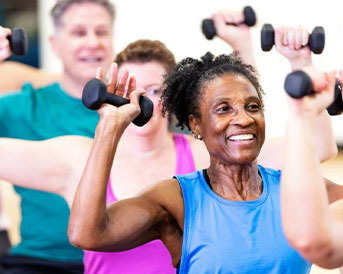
[0,82,99,262]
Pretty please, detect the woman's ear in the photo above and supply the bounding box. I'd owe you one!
[189,114,203,140]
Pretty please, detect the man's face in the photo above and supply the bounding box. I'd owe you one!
[51,2,114,84]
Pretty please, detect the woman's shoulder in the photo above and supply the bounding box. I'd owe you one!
[259,165,281,177]
[140,178,184,217]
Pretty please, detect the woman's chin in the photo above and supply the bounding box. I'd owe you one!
[127,120,155,136]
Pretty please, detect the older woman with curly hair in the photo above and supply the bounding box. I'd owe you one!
[68,51,342,273]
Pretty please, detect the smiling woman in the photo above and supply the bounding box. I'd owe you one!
[67,51,342,273]
[162,52,265,169]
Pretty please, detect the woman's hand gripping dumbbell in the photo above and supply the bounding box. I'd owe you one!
[284,69,343,115]
[82,64,154,127]
[201,6,256,40]
[261,24,325,54]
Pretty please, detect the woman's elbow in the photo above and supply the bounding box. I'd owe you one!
[287,233,338,268]
[319,143,338,163]
[68,225,95,250]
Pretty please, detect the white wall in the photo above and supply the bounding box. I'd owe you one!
[38,0,343,143]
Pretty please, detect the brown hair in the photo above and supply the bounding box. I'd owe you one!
[115,39,176,73]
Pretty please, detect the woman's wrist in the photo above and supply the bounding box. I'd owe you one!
[96,116,126,139]
[290,58,313,71]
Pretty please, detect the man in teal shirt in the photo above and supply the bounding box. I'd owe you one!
[0,0,115,273]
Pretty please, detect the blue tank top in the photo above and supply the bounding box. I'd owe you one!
[175,165,311,274]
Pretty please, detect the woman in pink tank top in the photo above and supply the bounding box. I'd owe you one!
[84,134,195,274]
[82,40,203,274]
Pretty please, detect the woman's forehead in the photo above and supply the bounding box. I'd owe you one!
[202,73,259,99]
[119,62,165,87]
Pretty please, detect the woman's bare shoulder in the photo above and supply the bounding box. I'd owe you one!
[140,178,184,227]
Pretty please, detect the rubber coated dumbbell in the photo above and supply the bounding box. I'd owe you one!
[8,27,28,55]
[284,70,343,116]
[261,24,325,54]
[82,78,154,126]
[201,6,256,40]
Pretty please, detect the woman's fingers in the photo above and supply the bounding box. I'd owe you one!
[107,63,118,94]
[115,68,129,97]
[129,88,146,107]
[125,75,137,98]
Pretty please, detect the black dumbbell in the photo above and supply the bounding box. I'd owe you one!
[201,6,256,40]
[8,27,28,56]
[284,70,343,116]
[261,24,325,54]
[82,78,154,126]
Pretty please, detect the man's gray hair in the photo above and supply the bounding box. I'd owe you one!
[51,0,116,26]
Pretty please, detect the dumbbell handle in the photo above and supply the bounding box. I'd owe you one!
[104,92,131,107]
[82,78,154,127]
[284,70,343,115]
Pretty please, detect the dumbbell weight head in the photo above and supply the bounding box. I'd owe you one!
[327,82,343,116]
[261,24,274,51]
[308,26,325,54]
[82,78,154,127]
[8,27,28,56]
[201,6,256,40]
[284,70,313,98]
[242,6,256,27]
[201,19,216,40]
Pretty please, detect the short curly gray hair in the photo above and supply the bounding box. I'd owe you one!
[51,0,116,27]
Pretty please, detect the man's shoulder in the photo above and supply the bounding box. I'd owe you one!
[0,82,60,102]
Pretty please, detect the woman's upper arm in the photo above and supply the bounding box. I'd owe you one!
[84,179,182,252]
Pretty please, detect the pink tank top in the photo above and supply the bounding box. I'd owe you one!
[84,134,196,274]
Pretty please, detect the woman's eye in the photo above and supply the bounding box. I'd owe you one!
[247,104,260,111]
[147,89,161,96]
[216,106,230,113]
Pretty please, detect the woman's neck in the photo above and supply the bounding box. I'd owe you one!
[119,125,173,158]
[207,161,262,201]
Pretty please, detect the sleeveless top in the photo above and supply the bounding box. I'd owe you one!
[175,166,312,274]
[84,133,196,274]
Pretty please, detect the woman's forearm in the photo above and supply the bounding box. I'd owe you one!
[315,110,338,162]
[282,113,341,267]
[68,118,124,249]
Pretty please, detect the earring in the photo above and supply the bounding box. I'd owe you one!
[192,132,203,140]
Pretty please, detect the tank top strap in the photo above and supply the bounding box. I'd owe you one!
[106,177,116,203]
[173,133,196,175]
